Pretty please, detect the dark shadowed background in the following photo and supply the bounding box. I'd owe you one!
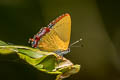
[0,0,120,80]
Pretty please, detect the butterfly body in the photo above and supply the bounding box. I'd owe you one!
[29,13,71,56]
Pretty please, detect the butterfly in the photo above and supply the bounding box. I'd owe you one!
[29,13,71,56]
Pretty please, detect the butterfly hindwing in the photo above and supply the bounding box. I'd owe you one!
[38,13,71,52]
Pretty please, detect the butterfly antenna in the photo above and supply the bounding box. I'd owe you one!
[69,38,83,48]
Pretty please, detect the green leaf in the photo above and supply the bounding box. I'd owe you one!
[0,40,8,46]
[0,42,80,80]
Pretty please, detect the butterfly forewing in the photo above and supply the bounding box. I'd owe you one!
[38,13,71,52]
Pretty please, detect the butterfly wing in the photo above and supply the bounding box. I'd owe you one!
[38,13,71,52]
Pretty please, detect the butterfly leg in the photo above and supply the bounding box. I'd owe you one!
[55,48,70,62]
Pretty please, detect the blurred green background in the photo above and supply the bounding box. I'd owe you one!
[0,0,120,80]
